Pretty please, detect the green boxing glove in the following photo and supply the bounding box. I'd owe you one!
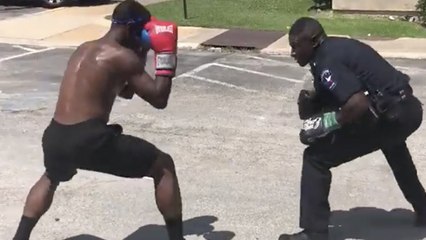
[299,111,341,145]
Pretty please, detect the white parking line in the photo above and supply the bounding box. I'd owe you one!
[395,65,426,73]
[0,47,54,63]
[175,59,304,92]
[211,63,303,83]
[180,74,258,93]
[246,55,426,74]
[12,45,38,52]
[246,55,298,66]
[178,62,303,84]
[177,63,215,76]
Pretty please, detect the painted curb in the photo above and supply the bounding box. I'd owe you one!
[260,47,426,59]
[0,26,425,59]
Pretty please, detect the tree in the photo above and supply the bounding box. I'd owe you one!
[417,0,426,25]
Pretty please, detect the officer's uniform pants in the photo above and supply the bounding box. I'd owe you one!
[300,94,426,232]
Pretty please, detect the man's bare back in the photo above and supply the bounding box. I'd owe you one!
[53,40,142,125]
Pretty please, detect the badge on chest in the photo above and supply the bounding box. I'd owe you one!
[320,69,336,91]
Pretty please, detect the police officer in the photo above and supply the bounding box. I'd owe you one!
[279,17,426,240]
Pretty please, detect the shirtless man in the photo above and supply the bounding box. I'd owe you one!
[12,0,183,239]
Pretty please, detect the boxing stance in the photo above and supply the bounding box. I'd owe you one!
[12,1,183,239]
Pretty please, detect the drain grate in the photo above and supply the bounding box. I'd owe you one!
[201,28,285,50]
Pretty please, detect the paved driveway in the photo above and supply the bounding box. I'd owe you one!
[1,44,426,240]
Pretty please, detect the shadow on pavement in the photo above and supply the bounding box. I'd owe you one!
[64,215,235,240]
[330,207,426,240]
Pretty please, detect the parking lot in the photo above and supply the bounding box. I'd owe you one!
[2,43,426,240]
[0,1,47,20]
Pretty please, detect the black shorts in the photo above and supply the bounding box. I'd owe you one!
[42,118,159,182]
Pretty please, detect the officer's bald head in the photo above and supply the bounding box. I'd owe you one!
[288,17,327,67]
[289,17,326,46]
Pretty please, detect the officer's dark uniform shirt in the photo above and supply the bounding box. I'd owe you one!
[309,36,410,109]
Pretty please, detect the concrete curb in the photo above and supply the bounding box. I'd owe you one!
[260,48,426,59]
[1,5,426,59]
[1,25,426,59]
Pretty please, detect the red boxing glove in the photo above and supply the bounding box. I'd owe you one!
[144,17,178,77]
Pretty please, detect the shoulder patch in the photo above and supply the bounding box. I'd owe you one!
[320,69,336,90]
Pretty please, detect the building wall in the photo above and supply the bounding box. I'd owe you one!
[332,0,418,12]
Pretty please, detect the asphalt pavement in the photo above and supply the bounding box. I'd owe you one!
[0,1,46,20]
[1,44,426,240]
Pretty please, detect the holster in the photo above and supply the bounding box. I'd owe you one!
[369,86,412,122]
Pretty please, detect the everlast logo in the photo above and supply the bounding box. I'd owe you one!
[155,25,174,34]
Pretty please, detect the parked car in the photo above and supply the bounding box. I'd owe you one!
[41,0,67,8]
[40,0,111,9]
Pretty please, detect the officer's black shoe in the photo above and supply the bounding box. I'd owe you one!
[278,230,328,240]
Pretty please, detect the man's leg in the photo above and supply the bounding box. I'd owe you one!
[381,142,426,225]
[298,147,335,235]
[13,173,58,240]
[14,117,78,240]
[280,130,382,240]
[84,130,185,240]
[379,93,426,225]
[148,152,183,240]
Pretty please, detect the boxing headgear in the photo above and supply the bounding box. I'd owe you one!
[140,29,151,48]
[111,16,151,47]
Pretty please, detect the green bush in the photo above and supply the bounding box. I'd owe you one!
[313,0,330,4]
[417,0,426,25]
